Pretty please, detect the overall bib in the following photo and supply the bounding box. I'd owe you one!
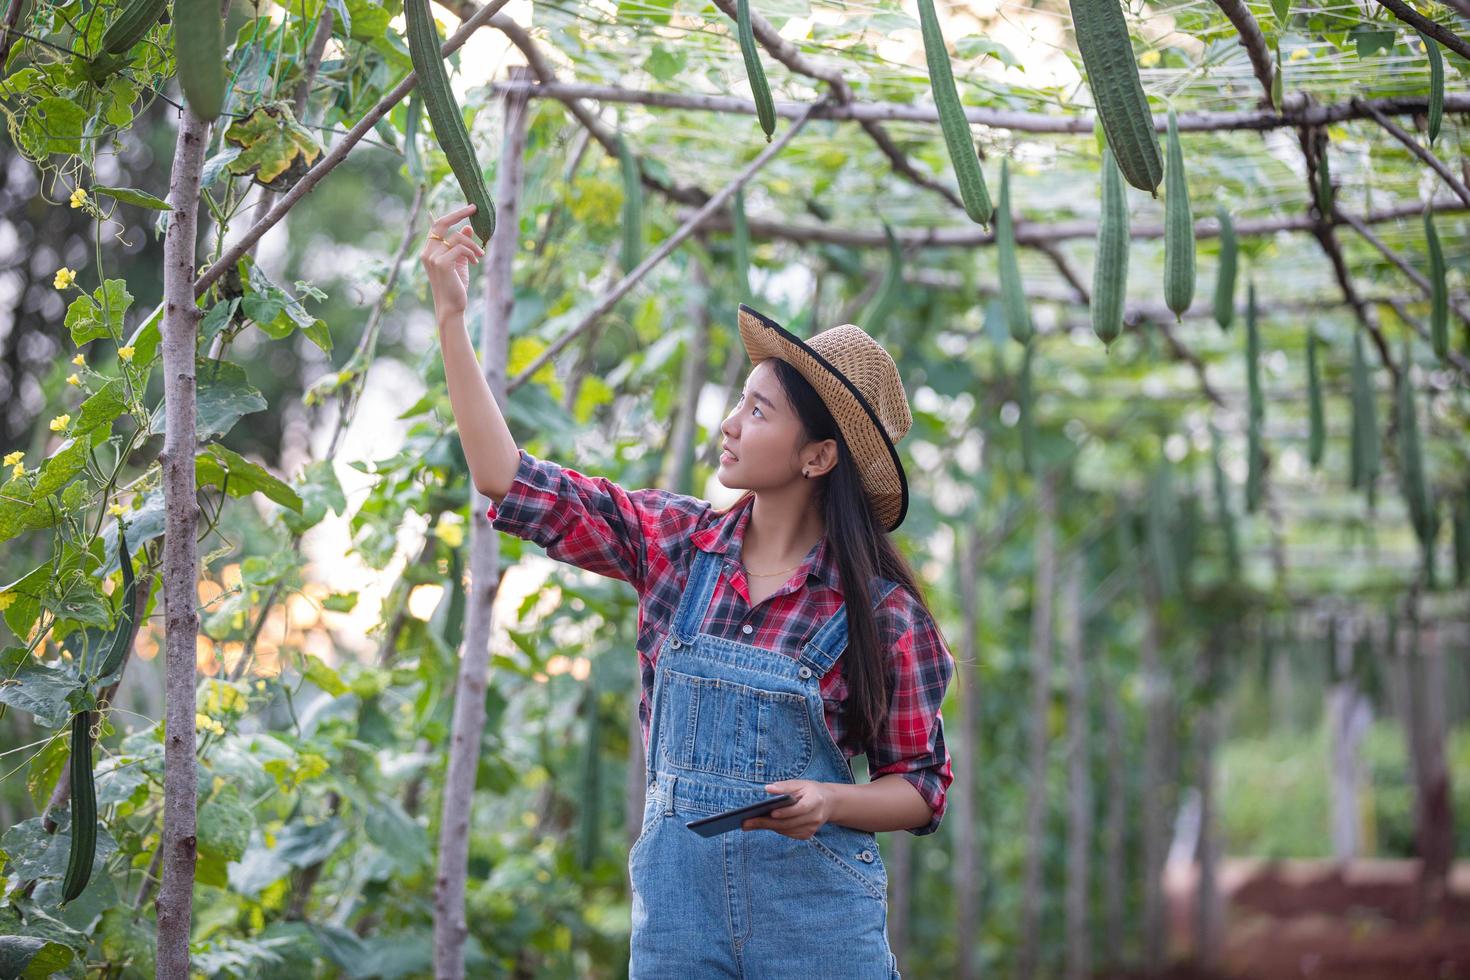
[628,546,904,979]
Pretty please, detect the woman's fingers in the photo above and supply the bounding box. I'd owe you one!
[444,227,485,257]
[429,203,479,237]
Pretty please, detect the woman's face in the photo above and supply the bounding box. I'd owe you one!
[716,360,807,490]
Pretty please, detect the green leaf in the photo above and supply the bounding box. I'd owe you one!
[281,459,347,535]
[198,785,254,866]
[302,653,347,696]
[195,444,303,512]
[65,279,134,347]
[0,937,73,980]
[0,647,83,727]
[74,378,128,435]
[149,359,267,441]
[30,98,87,155]
[0,816,117,882]
[1349,24,1396,57]
[91,185,172,211]
[954,35,1022,70]
[34,435,90,497]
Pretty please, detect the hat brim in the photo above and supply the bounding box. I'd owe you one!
[735,303,909,533]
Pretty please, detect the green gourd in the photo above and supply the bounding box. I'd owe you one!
[917,0,992,224]
[404,0,496,243]
[1306,330,1325,469]
[1069,0,1163,194]
[617,133,643,275]
[996,158,1031,344]
[736,0,776,141]
[1213,206,1237,330]
[1245,281,1263,513]
[1091,146,1129,348]
[61,712,96,903]
[1163,108,1194,321]
[1424,206,1447,361]
[174,0,225,121]
[1419,31,1443,145]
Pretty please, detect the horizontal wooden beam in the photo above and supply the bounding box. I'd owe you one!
[490,78,1470,137]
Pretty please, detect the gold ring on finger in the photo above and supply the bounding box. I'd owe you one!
[427,232,445,242]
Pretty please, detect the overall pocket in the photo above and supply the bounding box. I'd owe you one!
[660,669,813,782]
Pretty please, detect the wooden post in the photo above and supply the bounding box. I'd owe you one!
[954,520,983,980]
[1063,557,1091,980]
[155,92,214,980]
[1019,471,1057,978]
[432,63,533,980]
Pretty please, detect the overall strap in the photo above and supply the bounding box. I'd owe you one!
[670,547,724,644]
[798,577,903,680]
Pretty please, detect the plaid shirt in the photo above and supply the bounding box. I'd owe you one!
[486,448,954,836]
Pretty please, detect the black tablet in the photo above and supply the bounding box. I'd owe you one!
[685,794,796,838]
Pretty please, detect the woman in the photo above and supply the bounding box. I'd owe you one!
[424,204,954,979]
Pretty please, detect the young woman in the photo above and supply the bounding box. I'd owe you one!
[423,204,954,978]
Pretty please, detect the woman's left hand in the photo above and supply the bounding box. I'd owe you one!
[741,780,833,840]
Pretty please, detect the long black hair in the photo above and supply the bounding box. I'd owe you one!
[715,357,940,753]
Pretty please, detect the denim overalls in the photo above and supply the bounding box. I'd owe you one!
[628,546,904,979]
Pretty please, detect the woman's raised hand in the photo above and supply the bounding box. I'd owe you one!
[420,203,487,320]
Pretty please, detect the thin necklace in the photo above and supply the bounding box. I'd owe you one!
[745,561,803,578]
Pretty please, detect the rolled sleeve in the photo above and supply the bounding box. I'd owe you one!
[867,609,955,837]
[485,448,688,594]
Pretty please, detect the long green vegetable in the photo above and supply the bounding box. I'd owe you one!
[736,0,776,141]
[94,521,136,682]
[864,221,904,330]
[1424,206,1448,361]
[1245,282,1263,513]
[1091,146,1129,348]
[617,133,642,275]
[917,0,992,224]
[1306,330,1325,470]
[732,188,752,300]
[1395,336,1433,582]
[1069,0,1163,194]
[1210,423,1240,577]
[1349,331,1381,508]
[1213,205,1237,330]
[175,0,225,121]
[1163,108,1194,321]
[996,159,1031,344]
[1419,31,1443,145]
[404,0,496,243]
[61,713,96,903]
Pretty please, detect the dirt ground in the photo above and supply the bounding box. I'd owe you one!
[1108,858,1470,979]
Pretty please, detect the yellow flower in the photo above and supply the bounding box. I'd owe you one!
[432,514,465,548]
[72,353,85,367]
[48,414,71,432]
[2,451,22,466]
[108,502,126,516]
[10,463,22,479]
[0,592,15,611]
[60,648,72,660]
[66,373,80,386]
[69,187,87,208]
[194,712,225,736]
[118,346,135,362]
[1138,49,1161,68]
[1289,47,1309,62]
[255,680,267,692]
[53,267,75,290]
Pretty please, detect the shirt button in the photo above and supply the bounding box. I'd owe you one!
[741,624,753,635]
[798,666,812,679]
[859,850,874,863]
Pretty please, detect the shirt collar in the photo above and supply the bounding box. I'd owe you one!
[692,494,839,591]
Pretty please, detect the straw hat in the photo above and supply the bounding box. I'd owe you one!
[735,303,912,533]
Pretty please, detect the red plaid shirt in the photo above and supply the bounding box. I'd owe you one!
[485,448,954,836]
